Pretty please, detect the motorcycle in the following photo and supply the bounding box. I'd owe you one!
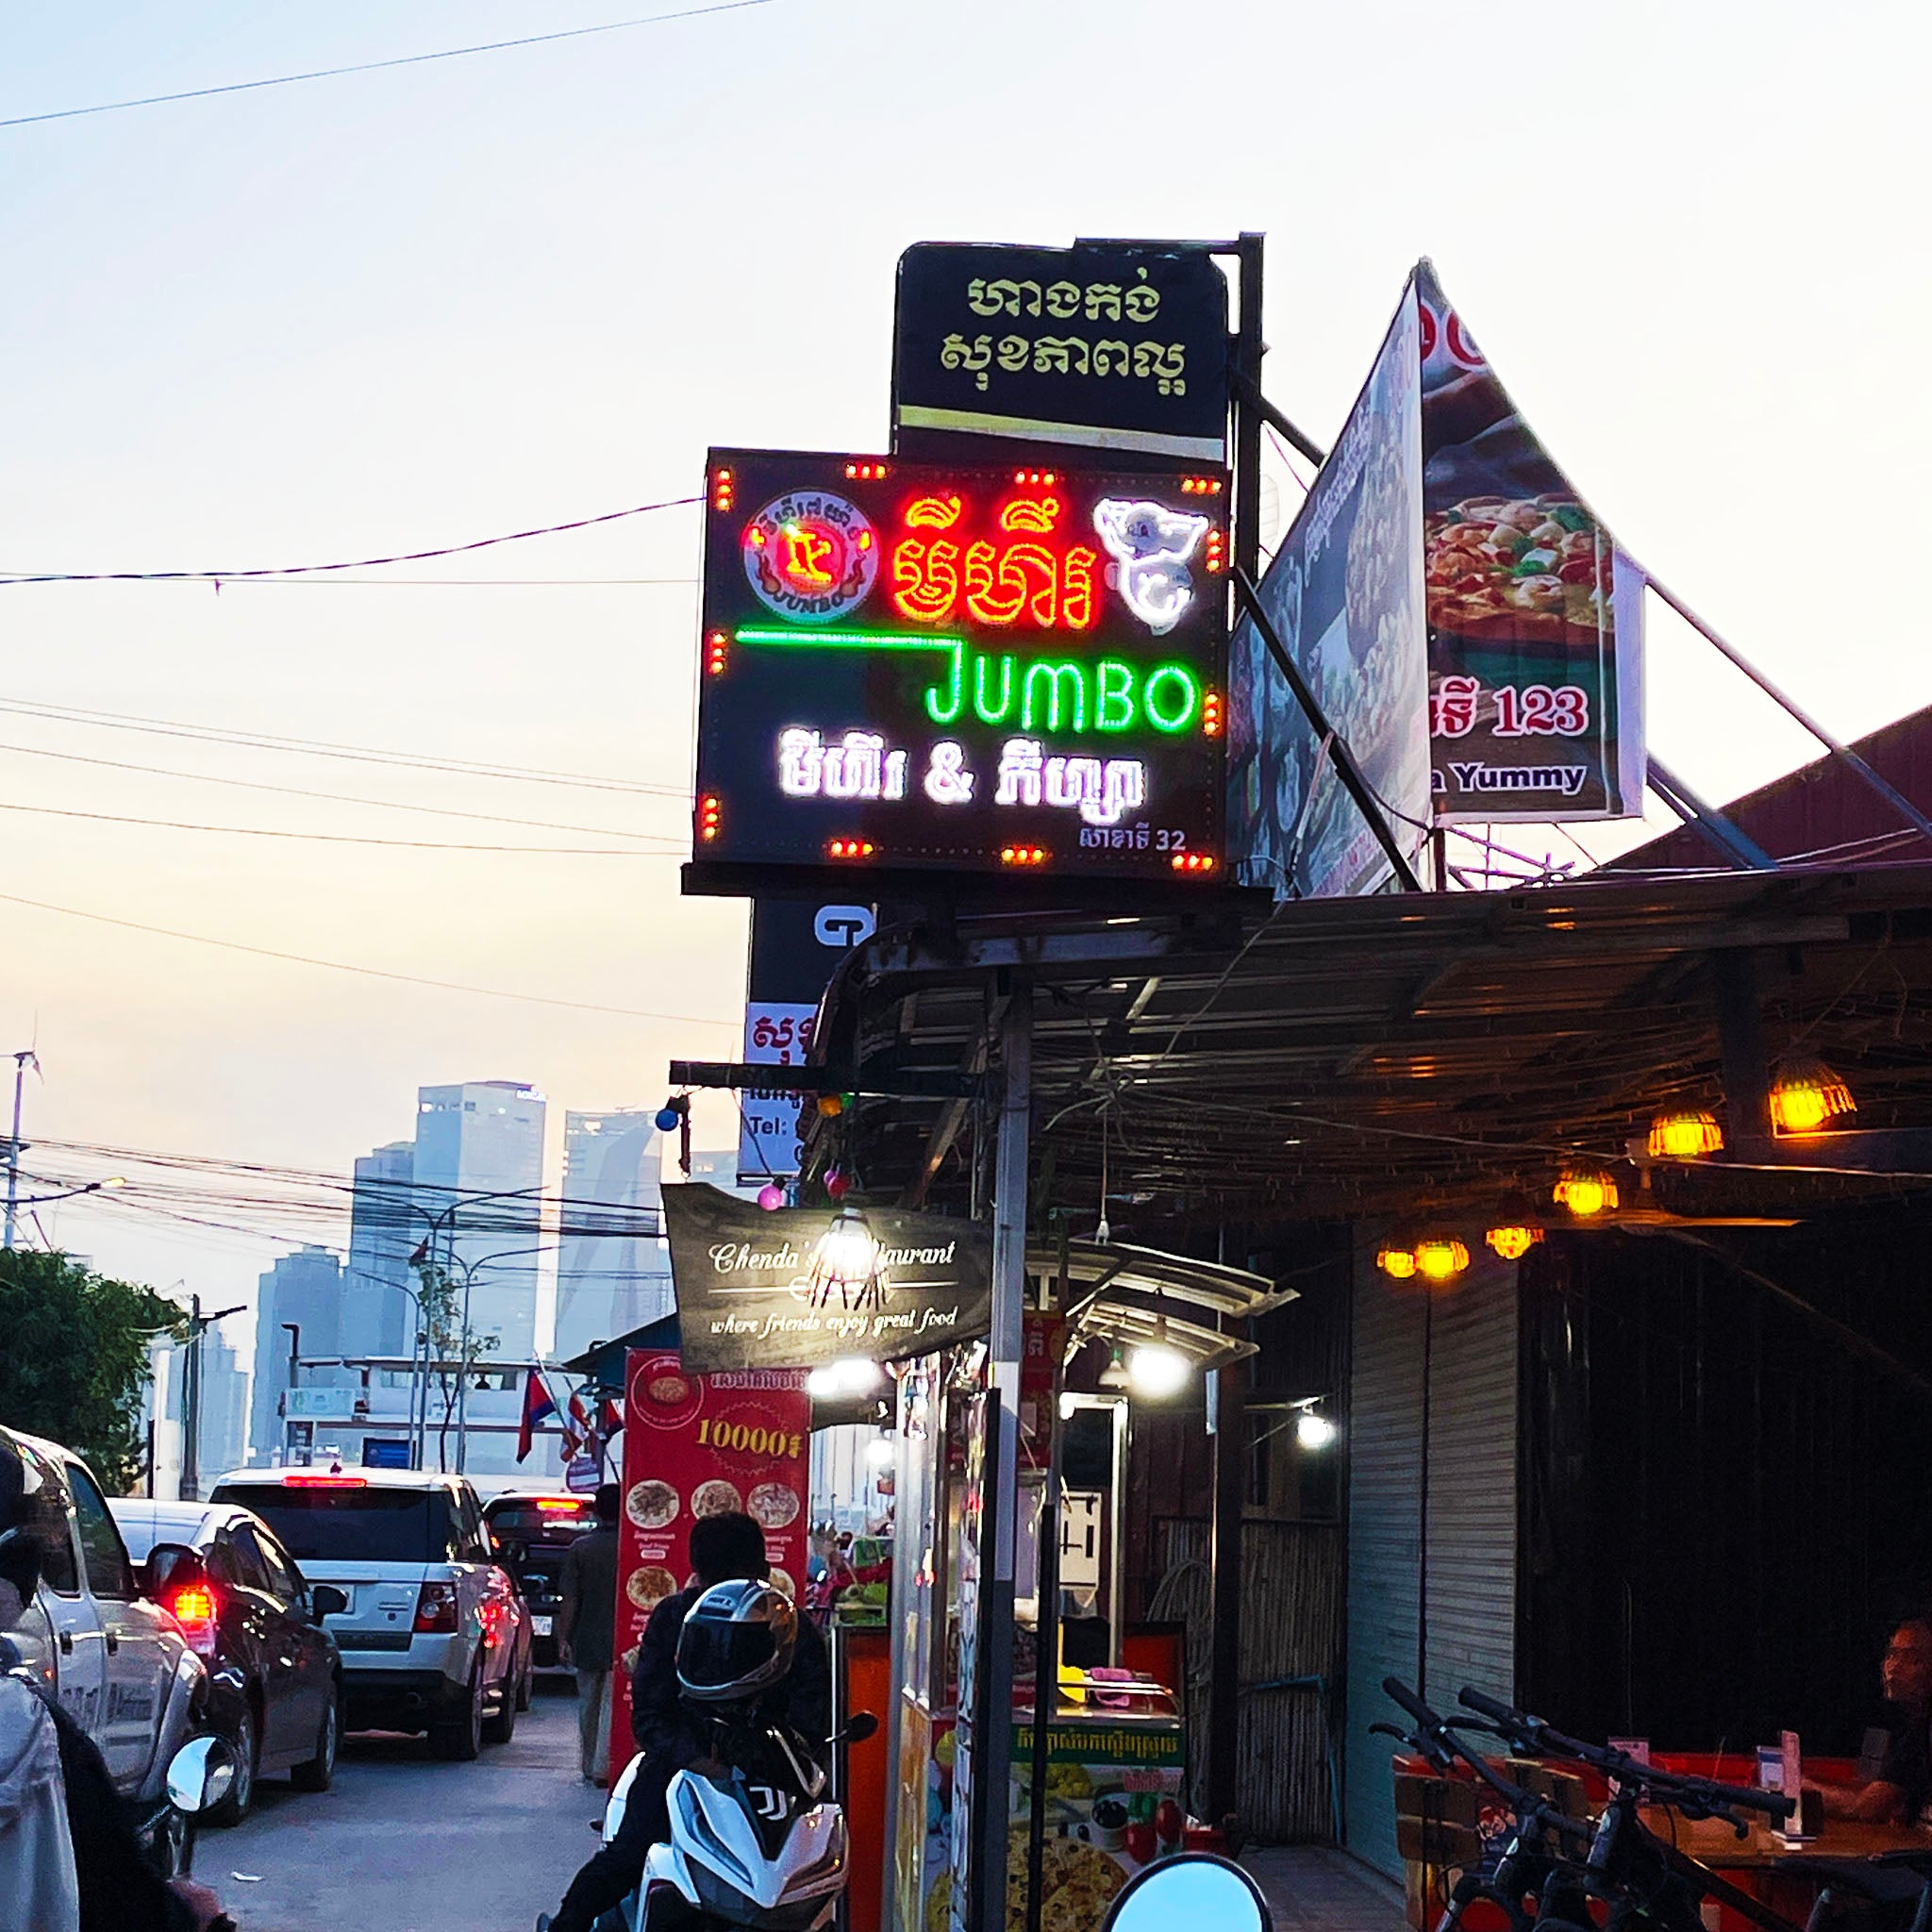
[590,1706,878,1932]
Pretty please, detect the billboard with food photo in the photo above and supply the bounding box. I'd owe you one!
[1418,261,1644,821]
[608,1349,809,1782]
[1227,276,1429,899]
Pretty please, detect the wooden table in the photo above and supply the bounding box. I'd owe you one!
[1645,1811,1932,1870]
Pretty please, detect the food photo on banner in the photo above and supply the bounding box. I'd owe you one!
[608,1348,809,1783]
[691,449,1232,891]
[1417,260,1645,821]
[660,1183,993,1374]
[1227,275,1429,900]
[891,242,1229,465]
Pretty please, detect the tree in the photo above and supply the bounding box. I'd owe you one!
[0,1249,187,1491]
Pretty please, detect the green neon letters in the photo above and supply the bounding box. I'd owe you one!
[734,627,1203,740]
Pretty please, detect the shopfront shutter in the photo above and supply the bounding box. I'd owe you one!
[1344,1245,1424,1875]
[1423,1255,1517,1712]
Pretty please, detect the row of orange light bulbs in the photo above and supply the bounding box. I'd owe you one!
[1376,1057,1857,1283]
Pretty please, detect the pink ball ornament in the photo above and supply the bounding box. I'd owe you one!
[757,1184,786,1211]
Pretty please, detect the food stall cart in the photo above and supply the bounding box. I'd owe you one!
[882,1241,1290,1932]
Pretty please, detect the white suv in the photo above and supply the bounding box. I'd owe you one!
[208,1466,529,1760]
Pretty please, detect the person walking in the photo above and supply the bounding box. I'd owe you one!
[557,1482,622,1786]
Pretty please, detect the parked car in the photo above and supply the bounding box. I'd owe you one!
[208,1465,531,1759]
[109,1497,344,1823]
[481,1491,598,1670]
[0,1426,208,1871]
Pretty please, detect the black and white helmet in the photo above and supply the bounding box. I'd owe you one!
[675,1578,797,1705]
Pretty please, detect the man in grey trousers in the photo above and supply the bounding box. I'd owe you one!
[558,1482,622,1785]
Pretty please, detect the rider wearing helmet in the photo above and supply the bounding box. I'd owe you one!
[544,1510,828,1932]
[0,1434,225,1932]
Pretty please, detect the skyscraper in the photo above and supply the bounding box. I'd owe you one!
[411,1081,546,1361]
[341,1140,415,1361]
[554,1109,671,1361]
[249,1245,343,1463]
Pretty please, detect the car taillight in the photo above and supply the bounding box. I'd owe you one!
[171,1586,219,1657]
[414,1581,459,1633]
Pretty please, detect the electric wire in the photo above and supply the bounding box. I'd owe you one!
[0,796,679,855]
[0,493,700,583]
[0,887,735,1024]
[0,3,775,130]
[0,696,691,797]
[0,740,679,840]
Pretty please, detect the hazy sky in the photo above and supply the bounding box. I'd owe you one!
[3,0,1926,1360]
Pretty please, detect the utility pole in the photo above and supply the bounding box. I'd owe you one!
[179,1295,245,1500]
[282,1323,302,1466]
[4,1049,38,1252]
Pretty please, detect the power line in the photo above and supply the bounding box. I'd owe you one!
[0,740,680,840]
[0,796,678,855]
[0,492,700,583]
[0,695,689,798]
[0,2,774,130]
[0,887,736,1025]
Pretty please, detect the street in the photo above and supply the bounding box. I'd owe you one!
[214,1680,599,1932]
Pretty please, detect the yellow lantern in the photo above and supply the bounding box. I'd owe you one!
[1647,1109,1724,1159]
[1375,1242,1417,1280]
[1769,1058,1855,1136]
[1485,1224,1544,1261]
[1552,1166,1619,1218]
[1412,1238,1470,1283]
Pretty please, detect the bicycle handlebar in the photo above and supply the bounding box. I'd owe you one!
[1455,1688,1793,1824]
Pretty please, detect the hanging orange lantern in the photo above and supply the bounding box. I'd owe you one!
[1647,1108,1724,1159]
[1769,1058,1855,1136]
[1485,1224,1544,1261]
[1375,1242,1417,1280]
[1412,1238,1471,1283]
[1552,1166,1620,1218]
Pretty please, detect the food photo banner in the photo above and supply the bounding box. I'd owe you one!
[609,1347,808,1782]
[1417,262,1644,822]
[661,1183,993,1374]
[1228,276,1430,900]
[692,449,1231,888]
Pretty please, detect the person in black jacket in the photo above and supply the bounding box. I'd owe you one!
[543,1509,828,1932]
[0,1439,226,1932]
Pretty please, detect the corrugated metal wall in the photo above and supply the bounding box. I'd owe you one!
[1345,1245,1518,1878]
[1344,1243,1424,1875]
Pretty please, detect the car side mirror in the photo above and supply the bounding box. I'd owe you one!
[142,1543,205,1602]
[311,1584,349,1620]
[165,1735,237,1815]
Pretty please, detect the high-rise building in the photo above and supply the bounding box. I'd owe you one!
[412,1081,546,1362]
[194,1326,251,1482]
[342,1140,415,1361]
[249,1246,343,1463]
[554,1110,671,1362]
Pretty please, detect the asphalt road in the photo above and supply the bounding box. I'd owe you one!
[208,1678,606,1932]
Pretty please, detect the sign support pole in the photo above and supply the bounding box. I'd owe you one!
[972,976,1032,1930]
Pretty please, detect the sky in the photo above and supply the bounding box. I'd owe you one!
[2,0,1928,1363]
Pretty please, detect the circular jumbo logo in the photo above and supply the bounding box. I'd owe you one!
[741,490,878,624]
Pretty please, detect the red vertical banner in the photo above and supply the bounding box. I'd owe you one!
[609,1348,811,1784]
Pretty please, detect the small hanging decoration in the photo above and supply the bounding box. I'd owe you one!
[825,1170,852,1201]
[756,1183,787,1211]
[1647,1108,1724,1159]
[817,1092,847,1119]
[1768,1058,1856,1136]
[1374,1242,1417,1280]
[1552,1165,1619,1218]
[1484,1224,1544,1261]
[1412,1238,1470,1283]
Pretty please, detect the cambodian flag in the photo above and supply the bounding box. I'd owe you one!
[565,1389,595,1458]
[516,1369,559,1463]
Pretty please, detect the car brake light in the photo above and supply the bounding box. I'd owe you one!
[285,1474,368,1488]
[414,1581,459,1634]
[171,1586,219,1658]
[537,1499,587,1513]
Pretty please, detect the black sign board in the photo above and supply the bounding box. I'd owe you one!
[661,1183,993,1373]
[893,242,1230,466]
[691,448,1231,891]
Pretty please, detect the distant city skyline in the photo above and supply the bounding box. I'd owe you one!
[554,1108,670,1363]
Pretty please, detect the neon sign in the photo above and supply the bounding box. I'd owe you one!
[694,449,1228,887]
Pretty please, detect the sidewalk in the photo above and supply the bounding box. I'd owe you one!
[1244,1848,1407,1932]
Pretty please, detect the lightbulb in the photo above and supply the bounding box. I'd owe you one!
[807,1356,883,1400]
[1099,1345,1131,1391]
[808,1206,880,1301]
[1127,1343,1190,1399]
[864,1437,895,1470]
[806,1365,841,1398]
[1296,1411,1338,1451]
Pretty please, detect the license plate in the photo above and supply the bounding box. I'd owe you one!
[532,1615,553,1637]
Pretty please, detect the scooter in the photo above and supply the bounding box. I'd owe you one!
[593,1705,877,1932]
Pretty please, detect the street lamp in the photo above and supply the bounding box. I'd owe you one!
[438,1242,558,1474]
